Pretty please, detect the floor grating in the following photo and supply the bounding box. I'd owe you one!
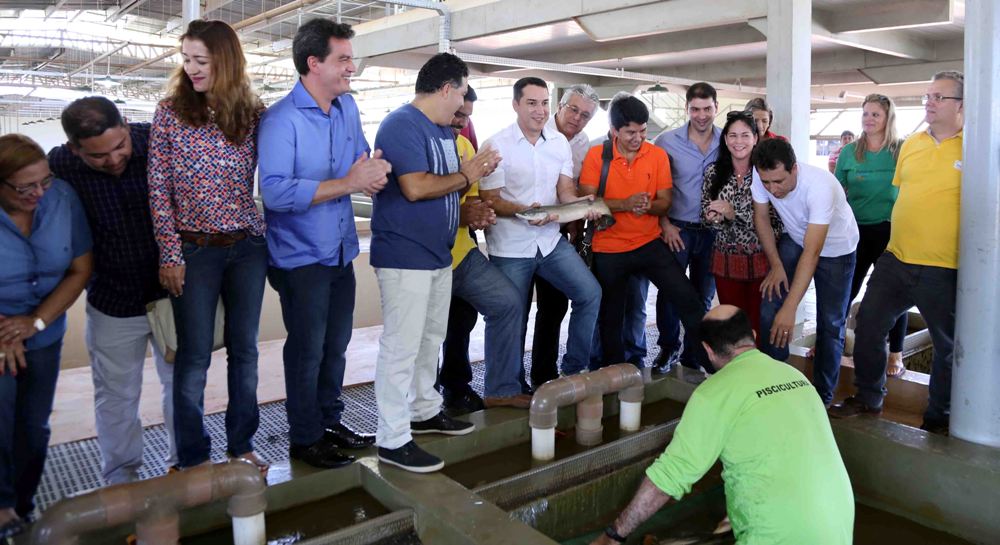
[34,326,666,514]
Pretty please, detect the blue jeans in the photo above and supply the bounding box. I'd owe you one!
[0,340,62,516]
[760,235,856,405]
[268,262,355,447]
[853,253,955,423]
[658,222,716,369]
[171,236,268,467]
[443,250,524,398]
[491,238,601,376]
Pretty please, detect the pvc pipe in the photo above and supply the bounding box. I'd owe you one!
[576,393,604,446]
[531,427,555,461]
[620,401,642,433]
[232,513,266,545]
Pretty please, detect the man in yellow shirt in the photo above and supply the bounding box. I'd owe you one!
[438,87,531,411]
[830,71,964,435]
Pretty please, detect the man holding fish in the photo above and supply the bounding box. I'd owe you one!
[479,77,603,379]
[578,95,707,366]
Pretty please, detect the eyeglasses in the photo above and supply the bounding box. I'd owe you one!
[562,104,593,121]
[726,110,755,122]
[922,93,962,105]
[2,174,54,195]
[864,93,891,104]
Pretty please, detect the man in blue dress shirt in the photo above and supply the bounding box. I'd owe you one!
[651,82,722,376]
[258,19,390,469]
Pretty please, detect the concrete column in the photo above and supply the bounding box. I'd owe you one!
[182,0,200,25]
[765,0,811,158]
[952,0,1000,447]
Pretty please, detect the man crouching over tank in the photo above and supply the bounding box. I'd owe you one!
[592,305,853,545]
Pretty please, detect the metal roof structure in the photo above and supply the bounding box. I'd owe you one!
[0,0,966,123]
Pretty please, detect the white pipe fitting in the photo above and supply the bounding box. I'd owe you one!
[531,427,556,461]
[619,401,642,433]
[232,513,266,545]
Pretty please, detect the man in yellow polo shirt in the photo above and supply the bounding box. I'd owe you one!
[438,86,531,411]
[830,71,964,435]
[592,305,854,545]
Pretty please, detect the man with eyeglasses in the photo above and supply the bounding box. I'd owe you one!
[529,84,601,388]
[651,82,722,378]
[830,71,965,436]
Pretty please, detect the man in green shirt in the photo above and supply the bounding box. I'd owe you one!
[592,305,854,545]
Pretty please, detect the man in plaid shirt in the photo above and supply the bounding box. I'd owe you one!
[48,96,176,483]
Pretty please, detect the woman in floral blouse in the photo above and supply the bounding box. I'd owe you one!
[148,19,268,472]
[700,110,781,338]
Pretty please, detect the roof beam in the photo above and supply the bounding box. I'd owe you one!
[812,17,935,60]
[68,42,129,76]
[820,0,954,33]
[106,0,150,23]
[643,49,960,86]
[574,0,766,42]
[529,24,764,66]
[351,0,664,59]
[44,0,70,20]
[205,0,238,15]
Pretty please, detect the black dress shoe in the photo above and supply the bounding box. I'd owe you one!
[443,389,485,415]
[290,439,355,469]
[324,423,375,450]
[0,517,27,539]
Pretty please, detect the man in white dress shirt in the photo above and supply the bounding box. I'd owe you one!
[480,77,602,379]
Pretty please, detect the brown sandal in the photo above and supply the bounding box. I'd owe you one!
[886,352,906,377]
[231,451,270,477]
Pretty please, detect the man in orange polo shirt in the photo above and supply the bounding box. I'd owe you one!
[579,95,706,366]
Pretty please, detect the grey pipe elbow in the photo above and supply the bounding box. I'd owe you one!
[214,460,268,518]
[530,374,587,429]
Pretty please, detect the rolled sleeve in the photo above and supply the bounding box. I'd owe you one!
[645,391,726,500]
[258,112,321,214]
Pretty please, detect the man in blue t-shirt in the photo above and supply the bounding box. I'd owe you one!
[371,53,500,473]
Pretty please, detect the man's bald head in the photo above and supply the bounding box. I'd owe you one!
[701,306,756,367]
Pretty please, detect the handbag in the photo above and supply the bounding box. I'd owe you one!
[575,139,614,267]
[146,297,226,364]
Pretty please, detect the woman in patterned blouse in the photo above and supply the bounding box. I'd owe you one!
[700,110,781,339]
[148,19,268,473]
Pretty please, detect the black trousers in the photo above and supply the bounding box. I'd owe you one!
[593,239,706,366]
[850,222,907,352]
[529,276,567,387]
[438,296,479,396]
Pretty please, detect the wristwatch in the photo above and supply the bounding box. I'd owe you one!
[33,316,46,333]
[604,525,628,543]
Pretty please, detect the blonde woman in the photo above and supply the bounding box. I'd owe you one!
[148,19,268,472]
[834,93,906,377]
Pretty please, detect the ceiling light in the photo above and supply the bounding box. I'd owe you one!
[645,83,668,93]
[95,75,121,88]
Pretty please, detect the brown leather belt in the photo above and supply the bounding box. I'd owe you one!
[178,230,249,247]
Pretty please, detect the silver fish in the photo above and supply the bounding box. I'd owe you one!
[514,198,616,231]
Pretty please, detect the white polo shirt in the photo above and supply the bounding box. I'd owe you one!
[751,162,859,258]
[545,116,592,179]
[480,122,574,258]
